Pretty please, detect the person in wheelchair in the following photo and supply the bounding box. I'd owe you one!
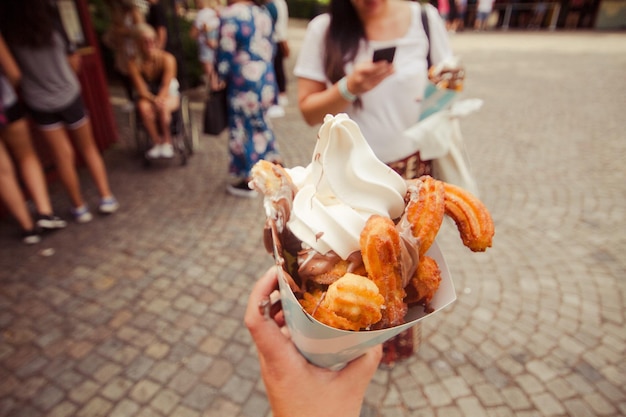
[128,23,180,159]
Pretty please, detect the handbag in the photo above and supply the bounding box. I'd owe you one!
[203,88,228,136]
[430,116,479,197]
[403,99,482,197]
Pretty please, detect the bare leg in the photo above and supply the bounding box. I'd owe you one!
[66,119,114,200]
[158,106,172,145]
[2,118,54,215]
[203,62,219,91]
[137,99,163,146]
[158,96,180,146]
[39,126,85,209]
[0,140,35,231]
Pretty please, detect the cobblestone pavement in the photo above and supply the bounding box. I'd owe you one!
[1,20,625,417]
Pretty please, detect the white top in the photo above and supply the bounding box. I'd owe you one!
[194,7,220,41]
[273,0,289,42]
[1,75,17,108]
[477,0,495,13]
[294,2,453,163]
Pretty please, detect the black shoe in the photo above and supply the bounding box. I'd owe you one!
[22,228,42,245]
[36,213,67,230]
[226,180,258,198]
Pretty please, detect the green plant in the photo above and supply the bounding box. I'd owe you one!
[87,0,116,78]
[286,0,327,19]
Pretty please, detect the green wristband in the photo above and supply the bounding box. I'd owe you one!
[338,76,357,102]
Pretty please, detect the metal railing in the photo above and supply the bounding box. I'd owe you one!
[491,2,562,31]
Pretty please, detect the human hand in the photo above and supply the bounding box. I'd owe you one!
[67,53,82,74]
[346,60,395,96]
[245,267,383,417]
[279,41,290,58]
[152,95,164,109]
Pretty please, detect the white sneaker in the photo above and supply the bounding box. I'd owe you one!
[70,205,93,223]
[146,145,161,159]
[99,197,120,214]
[160,144,174,158]
[278,94,289,107]
[267,105,285,118]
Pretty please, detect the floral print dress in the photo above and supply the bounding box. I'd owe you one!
[217,2,280,180]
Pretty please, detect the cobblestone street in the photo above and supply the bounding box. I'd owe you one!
[0,21,625,417]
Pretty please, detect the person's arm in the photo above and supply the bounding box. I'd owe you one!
[297,60,394,126]
[152,4,168,50]
[50,2,82,75]
[189,23,200,40]
[274,0,289,43]
[278,40,289,58]
[127,59,152,102]
[295,14,394,126]
[206,15,221,49]
[67,52,82,74]
[0,34,21,87]
[244,267,382,417]
[155,26,167,50]
[131,6,145,24]
[156,52,177,101]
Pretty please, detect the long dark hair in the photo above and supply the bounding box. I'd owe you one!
[0,0,57,48]
[324,0,365,84]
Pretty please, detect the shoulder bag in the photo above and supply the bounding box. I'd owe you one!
[203,88,228,136]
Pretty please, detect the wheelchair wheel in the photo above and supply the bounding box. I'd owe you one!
[180,94,195,156]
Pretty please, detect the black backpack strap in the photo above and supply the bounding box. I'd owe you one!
[421,6,432,69]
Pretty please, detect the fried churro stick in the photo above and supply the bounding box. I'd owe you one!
[405,176,445,256]
[360,215,407,328]
[250,160,298,232]
[405,255,442,306]
[443,182,494,252]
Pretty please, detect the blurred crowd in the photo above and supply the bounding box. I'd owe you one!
[103,0,289,195]
[0,0,292,244]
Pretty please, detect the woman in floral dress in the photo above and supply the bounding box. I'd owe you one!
[217,0,281,197]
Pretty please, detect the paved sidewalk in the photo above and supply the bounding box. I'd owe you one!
[1,21,625,417]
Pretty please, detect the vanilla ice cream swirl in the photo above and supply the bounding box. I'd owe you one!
[286,114,407,260]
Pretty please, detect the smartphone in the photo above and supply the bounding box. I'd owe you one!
[372,46,396,63]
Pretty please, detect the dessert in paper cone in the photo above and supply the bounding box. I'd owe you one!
[420,57,466,121]
[251,114,494,369]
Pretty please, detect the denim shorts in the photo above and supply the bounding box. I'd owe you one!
[477,11,490,21]
[199,46,215,64]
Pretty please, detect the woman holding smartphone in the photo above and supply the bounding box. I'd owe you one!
[294,0,455,364]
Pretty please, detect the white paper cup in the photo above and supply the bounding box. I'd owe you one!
[272,236,457,370]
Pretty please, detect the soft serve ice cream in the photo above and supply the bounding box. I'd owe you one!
[286,114,407,260]
[252,113,424,291]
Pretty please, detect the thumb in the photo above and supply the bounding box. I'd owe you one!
[338,344,382,385]
[244,267,295,358]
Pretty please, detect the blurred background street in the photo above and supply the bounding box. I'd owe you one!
[1,21,625,417]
